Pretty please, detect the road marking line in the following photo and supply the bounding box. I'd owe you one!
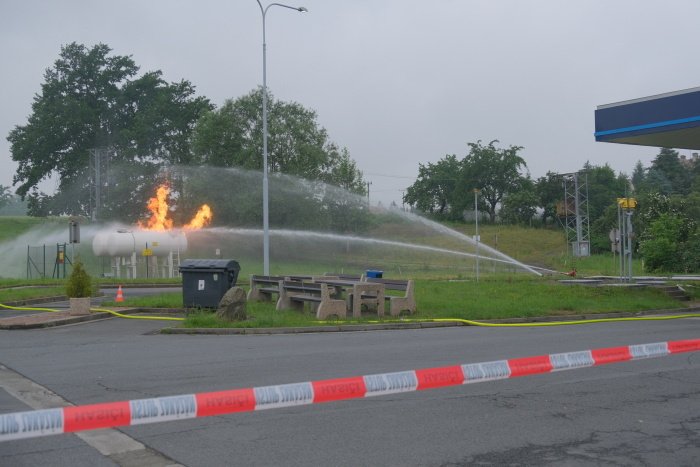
[0,364,182,465]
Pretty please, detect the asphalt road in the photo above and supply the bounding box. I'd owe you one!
[1,316,699,466]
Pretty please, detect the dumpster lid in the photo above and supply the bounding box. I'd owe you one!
[179,259,240,271]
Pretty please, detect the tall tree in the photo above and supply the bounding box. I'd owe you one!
[535,172,563,225]
[403,155,460,217]
[578,163,629,253]
[403,141,527,222]
[457,140,527,223]
[192,89,365,195]
[326,147,366,194]
[631,160,646,194]
[7,42,211,219]
[648,148,692,195]
[0,185,11,210]
[500,177,538,225]
[583,162,629,222]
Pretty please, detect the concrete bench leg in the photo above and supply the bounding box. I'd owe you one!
[247,278,261,302]
[389,280,416,317]
[316,284,347,320]
[276,281,295,311]
[316,300,346,320]
[248,289,273,302]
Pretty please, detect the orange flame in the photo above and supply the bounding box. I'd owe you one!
[184,204,213,230]
[139,184,212,231]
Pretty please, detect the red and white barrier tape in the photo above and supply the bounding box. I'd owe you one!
[2,338,699,441]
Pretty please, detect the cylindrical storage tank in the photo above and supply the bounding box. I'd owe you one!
[92,230,112,257]
[92,229,188,257]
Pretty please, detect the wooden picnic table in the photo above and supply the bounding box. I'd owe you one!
[314,278,385,318]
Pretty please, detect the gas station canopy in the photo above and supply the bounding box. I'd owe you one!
[595,86,700,150]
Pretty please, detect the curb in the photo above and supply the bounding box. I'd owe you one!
[99,284,182,289]
[0,311,115,330]
[0,307,184,330]
[3,292,109,308]
[161,306,700,335]
[162,321,457,335]
[3,296,68,307]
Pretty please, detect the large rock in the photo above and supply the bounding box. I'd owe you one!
[216,287,247,321]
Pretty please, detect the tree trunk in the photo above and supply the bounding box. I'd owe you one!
[489,201,498,223]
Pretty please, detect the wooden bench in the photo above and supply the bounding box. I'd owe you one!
[276,280,347,320]
[247,275,286,302]
[365,278,415,316]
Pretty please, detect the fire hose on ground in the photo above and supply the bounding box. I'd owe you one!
[2,303,700,326]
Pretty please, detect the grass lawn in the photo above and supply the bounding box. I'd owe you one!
[100,277,687,328]
[415,279,680,319]
[0,285,67,302]
[0,217,49,243]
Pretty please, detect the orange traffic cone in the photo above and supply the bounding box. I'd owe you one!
[115,285,124,303]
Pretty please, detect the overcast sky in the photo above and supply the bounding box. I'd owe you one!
[2,0,700,206]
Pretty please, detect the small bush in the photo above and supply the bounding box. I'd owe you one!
[66,261,93,298]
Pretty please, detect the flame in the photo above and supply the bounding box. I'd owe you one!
[139,184,212,231]
[184,204,213,230]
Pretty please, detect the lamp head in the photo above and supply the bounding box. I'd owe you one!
[298,6,308,12]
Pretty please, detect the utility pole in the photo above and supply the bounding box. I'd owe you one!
[255,0,308,276]
[474,188,481,282]
[366,181,372,206]
[90,147,110,221]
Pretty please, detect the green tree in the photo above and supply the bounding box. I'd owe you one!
[692,155,700,193]
[582,163,629,253]
[0,185,11,210]
[685,191,700,224]
[638,213,688,272]
[7,42,211,219]
[403,141,527,222]
[457,140,527,223]
[636,191,694,240]
[403,155,460,218]
[192,89,365,195]
[584,163,629,221]
[66,261,93,298]
[500,177,538,225]
[631,160,646,194]
[534,172,563,225]
[326,147,366,194]
[632,190,700,272]
[648,148,691,195]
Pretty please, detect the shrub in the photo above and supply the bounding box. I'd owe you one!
[66,261,93,298]
[639,213,700,273]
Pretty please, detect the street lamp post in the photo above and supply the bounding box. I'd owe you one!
[256,1,307,275]
[473,189,480,282]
